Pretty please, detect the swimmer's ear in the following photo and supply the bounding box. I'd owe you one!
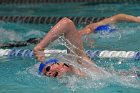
[63,63,69,67]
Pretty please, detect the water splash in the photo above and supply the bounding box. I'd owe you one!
[0,28,23,42]
[14,30,140,91]
[24,29,45,39]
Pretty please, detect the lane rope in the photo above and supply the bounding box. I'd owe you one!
[0,16,106,25]
[0,48,140,60]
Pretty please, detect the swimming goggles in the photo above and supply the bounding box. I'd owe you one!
[44,62,70,77]
[44,63,60,77]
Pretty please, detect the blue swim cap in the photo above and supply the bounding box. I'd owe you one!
[95,24,116,34]
[38,58,59,74]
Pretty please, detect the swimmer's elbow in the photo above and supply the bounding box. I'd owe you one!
[61,17,73,24]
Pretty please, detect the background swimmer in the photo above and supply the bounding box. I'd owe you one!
[0,38,41,48]
[34,14,140,77]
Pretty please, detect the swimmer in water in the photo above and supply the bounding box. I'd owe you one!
[0,38,41,48]
[34,14,140,78]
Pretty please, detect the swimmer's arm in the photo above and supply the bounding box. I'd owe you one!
[33,31,62,62]
[68,44,104,74]
[71,66,86,77]
[82,56,104,74]
[34,18,72,62]
[84,14,140,34]
[34,17,74,50]
[96,14,140,25]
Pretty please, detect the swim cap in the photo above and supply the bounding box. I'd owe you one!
[38,58,59,74]
[94,24,116,34]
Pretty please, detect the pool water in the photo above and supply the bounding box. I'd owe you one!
[0,2,140,93]
[0,2,140,16]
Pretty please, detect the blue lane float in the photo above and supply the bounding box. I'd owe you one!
[134,51,140,60]
[0,48,139,60]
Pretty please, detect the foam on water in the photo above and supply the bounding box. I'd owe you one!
[0,28,23,42]
[15,56,140,91]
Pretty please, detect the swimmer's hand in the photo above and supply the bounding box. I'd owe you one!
[33,46,45,62]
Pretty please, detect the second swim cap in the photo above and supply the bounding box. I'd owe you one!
[95,24,116,34]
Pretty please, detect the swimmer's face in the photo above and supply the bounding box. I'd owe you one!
[42,62,70,78]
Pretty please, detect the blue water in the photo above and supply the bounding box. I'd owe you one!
[0,3,140,16]
[0,2,140,93]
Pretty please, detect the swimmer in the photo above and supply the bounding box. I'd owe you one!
[34,14,140,77]
[0,38,41,48]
